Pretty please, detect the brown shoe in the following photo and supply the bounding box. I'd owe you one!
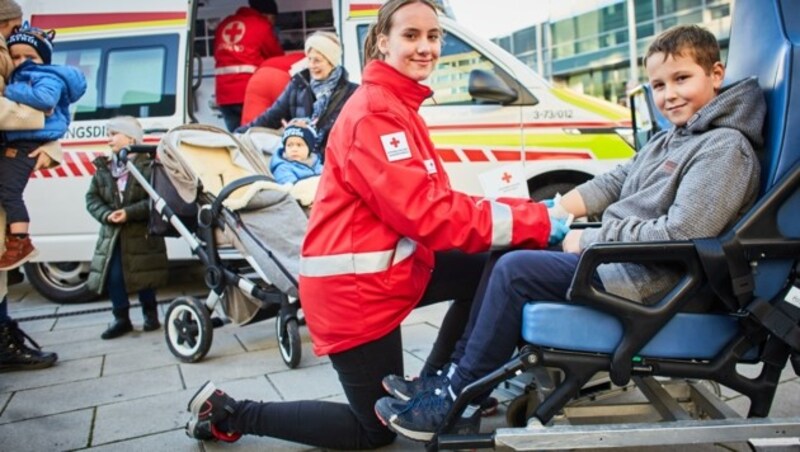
[0,235,38,271]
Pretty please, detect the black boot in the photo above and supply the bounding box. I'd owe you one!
[7,268,24,286]
[101,309,133,340]
[0,320,58,372]
[142,304,160,332]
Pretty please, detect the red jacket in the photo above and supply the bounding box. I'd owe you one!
[213,7,283,106]
[299,61,551,356]
[241,53,304,125]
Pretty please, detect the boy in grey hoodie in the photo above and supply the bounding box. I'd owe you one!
[375,24,766,440]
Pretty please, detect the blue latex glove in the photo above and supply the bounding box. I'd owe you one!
[548,216,570,246]
[541,198,555,208]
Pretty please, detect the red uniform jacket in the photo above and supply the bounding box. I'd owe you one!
[299,61,551,356]
[213,7,283,106]
[241,53,304,125]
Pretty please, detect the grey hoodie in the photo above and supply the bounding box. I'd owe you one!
[576,77,765,302]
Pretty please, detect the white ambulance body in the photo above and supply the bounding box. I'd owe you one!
[18,0,634,302]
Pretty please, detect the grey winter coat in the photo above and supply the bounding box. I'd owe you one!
[576,77,765,302]
[85,154,168,295]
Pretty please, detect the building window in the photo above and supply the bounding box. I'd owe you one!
[513,27,537,54]
[657,0,702,15]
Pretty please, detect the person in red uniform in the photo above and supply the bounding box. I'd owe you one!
[183,1,569,448]
[213,0,283,131]
[240,53,304,126]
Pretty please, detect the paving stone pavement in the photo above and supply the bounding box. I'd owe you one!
[1,277,798,451]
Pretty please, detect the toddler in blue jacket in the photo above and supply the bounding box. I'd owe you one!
[269,123,323,185]
[0,23,86,270]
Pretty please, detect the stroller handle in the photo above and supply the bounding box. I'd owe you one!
[118,145,158,164]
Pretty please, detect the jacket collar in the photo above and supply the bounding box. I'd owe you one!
[362,60,432,110]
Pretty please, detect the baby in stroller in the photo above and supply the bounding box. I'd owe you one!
[128,124,309,368]
[239,121,322,209]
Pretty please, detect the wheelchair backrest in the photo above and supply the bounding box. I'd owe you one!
[724,0,800,194]
[722,0,800,300]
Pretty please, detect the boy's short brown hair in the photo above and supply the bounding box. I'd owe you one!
[644,24,721,74]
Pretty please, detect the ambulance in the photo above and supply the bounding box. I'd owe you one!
[17,0,635,302]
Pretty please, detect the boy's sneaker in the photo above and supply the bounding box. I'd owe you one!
[0,235,38,271]
[185,418,241,443]
[382,370,448,401]
[374,387,480,442]
[187,381,237,423]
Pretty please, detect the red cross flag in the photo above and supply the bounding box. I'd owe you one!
[478,164,529,199]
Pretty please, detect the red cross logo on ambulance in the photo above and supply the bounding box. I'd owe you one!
[220,20,246,52]
[381,131,412,162]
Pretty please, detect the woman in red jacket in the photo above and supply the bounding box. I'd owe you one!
[184,1,566,448]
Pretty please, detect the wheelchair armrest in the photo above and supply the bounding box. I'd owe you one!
[569,221,602,230]
[568,241,705,385]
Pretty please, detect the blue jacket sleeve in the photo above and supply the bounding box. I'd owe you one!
[271,163,298,184]
[4,73,63,111]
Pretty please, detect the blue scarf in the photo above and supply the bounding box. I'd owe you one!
[309,66,343,121]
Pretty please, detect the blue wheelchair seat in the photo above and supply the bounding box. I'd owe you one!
[523,302,745,360]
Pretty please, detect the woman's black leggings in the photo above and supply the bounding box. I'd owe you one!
[226,250,490,449]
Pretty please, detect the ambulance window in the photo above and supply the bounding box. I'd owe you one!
[51,49,100,117]
[54,34,178,120]
[106,47,167,114]
[427,32,534,106]
[356,25,534,106]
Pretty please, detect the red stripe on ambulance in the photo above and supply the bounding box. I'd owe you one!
[31,12,186,29]
[463,149,489,162]
[31,151,102,179]
[437,148,460,162]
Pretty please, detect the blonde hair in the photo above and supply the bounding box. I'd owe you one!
[362,0,440,63]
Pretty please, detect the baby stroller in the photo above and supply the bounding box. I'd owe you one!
[121,124,307,369]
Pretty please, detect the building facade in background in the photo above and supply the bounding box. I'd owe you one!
[493,0,732,104]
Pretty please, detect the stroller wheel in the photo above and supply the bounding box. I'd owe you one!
[276,317,302,369]
[165,296,213,363]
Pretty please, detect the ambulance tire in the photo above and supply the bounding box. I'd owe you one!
[23,261,99,304]
[529,182,576,202]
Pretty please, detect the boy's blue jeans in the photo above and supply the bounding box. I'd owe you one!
[449,250,585,394]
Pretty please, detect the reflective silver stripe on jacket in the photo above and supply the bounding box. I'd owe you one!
[490,200,513,249]
[215,65,257,75]
[300,238,418,277]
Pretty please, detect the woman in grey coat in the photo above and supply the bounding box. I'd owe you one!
[85,116,168,339]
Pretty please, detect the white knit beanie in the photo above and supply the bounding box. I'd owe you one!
[304,31,342,66]
[0,0,22,22]
[107,116,144,144]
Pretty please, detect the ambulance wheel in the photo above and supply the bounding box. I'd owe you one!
[165,296,213,363]
[276,317,301,369]
[506,391,541,427]
[24,261,98,303]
